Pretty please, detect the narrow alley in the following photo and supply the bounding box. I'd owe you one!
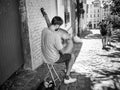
[1,0,120,90]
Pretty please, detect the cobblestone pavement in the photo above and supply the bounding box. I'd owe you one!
[72,39,120,76]
[72,30,120,90]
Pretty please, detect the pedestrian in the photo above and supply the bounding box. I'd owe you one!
[106,21,113,46]
[41,16,77,84]
[99,20,107,49]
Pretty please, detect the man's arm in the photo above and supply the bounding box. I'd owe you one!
[59,38,74,54]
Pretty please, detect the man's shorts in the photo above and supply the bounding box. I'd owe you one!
[56,53,71,63]
[100,30,107,36]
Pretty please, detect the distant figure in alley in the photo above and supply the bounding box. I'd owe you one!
[41,16,77,84]
[99,20,108,50]
[106,21,113,46]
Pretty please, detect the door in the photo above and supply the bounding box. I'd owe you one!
[0,0,24,85]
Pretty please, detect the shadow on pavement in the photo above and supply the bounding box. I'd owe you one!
[94,69,120,76]
[85,34,101,39]
[92,69,120,90]
[107,44,116,48]
[98,52,120,58]
[102,47,111,51]
[115,47,120,51]
[111,60,120,63]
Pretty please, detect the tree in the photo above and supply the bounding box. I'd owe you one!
[110,0,120,28]
[110,0,120,16]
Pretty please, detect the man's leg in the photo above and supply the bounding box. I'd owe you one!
[102,37,104,47]
[103,36,107,47]
[102,36,106,49]
[65,54,75,76]
[64,54,77,84]
[108,36,112,45]
[56,53,77,84]
[105,35,108,46]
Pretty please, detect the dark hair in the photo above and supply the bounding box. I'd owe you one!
[51,16,63,26]
[102,19,105,22]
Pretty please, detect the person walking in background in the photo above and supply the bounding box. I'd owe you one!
[106,21,113,46]
[99,20,107,50]
[41,16,77,84]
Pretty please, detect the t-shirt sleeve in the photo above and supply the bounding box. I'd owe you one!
[54,34,63,50]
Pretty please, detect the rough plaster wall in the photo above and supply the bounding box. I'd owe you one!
[25,0,57,70]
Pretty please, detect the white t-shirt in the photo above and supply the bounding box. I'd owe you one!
[41,28,63,64]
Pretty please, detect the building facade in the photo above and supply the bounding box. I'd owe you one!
[87,0,111,29]
[100,0,111,20]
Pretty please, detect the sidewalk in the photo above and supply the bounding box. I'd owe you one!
[72,30,120,76]
[72,30,120,90]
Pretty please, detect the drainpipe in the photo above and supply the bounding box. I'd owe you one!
[76,0,80,37]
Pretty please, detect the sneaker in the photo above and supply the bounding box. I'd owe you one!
[70,69,76,72]
[102,46,106,49]
[64,69,77,73]
[64,76,77,84]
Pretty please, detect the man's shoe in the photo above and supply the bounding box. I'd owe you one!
[102,46,106,49]
[64,77,77,84]
[70,69,76,72]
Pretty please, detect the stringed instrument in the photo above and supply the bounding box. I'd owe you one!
[40,7,82,43]
[40,8,71,43]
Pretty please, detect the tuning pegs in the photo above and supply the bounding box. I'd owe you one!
[40,7,47,16]
[40,7,44,12]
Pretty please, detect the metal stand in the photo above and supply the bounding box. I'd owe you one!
[47,64,61,86]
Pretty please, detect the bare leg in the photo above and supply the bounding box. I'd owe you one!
[101,37,103,43]
[66,54,75,76]
[102,36,106,48]
[105,36,108,46]
[108,37,111,45]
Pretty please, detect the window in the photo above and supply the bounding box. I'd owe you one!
[94,10,96,13]
[98,14,99,17]
[98,9,99,12]
[91,4,92,8]
[87,15,88,18]
[90,14,92,18]
[94,24,96,28]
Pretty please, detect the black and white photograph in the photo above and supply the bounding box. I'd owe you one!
[0,0,120,90]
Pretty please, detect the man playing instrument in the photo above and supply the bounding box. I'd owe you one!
[41,16,77,84]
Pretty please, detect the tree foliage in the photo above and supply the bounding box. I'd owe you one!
[111,0,120,16]
[110,0,120,28]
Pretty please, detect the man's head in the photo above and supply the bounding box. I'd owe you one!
[51,16,63,30]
